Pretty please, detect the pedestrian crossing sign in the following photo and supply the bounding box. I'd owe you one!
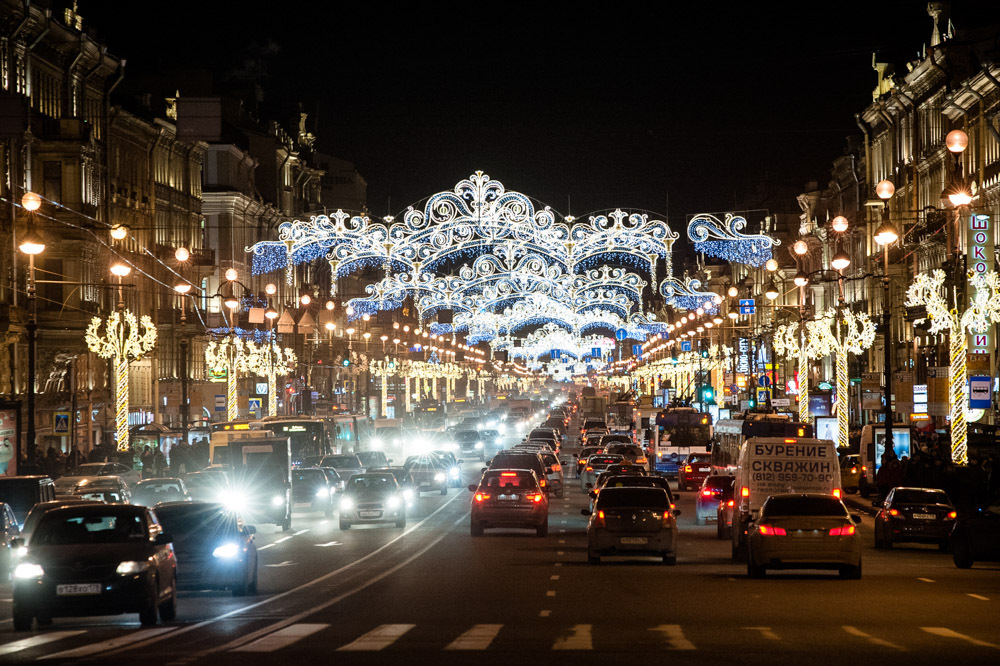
[53,411,70,434]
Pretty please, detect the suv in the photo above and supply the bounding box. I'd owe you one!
[602,441,646,465]
[679,453,714,491]
[528,428,561,448]
[487,450,550,492]
[454,430,486,460]
[469,469,549,537]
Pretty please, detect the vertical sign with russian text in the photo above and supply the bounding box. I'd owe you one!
[967,214,994,357]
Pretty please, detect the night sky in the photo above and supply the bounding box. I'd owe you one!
[82,1,1000,223]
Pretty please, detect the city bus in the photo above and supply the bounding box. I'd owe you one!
[652,407,714,477]
[712,412,814,475]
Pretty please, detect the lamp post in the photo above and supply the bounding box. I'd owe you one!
[874,179,899,460]
[174,247,193,445]
[18,191,44,465]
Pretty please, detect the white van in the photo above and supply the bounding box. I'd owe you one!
[731,436,842,558]
[858,424,913,497]
[209,429,276,466]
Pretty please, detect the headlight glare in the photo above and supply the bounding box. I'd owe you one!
[386,496,402,510]
[340,497,354,511]
[434,472,446,482]
[212,543,240,559]
[219,489,248,512]
[474,442,483,449]
[315,487,329,498]
[449,466,460,478]
[116,560,149,575]
[271,494,285,507]
[14,562,44,579]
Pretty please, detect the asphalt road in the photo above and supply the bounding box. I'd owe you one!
[1,436,998,664]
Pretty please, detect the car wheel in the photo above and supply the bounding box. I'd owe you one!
[938,539,950,553]
[839,562,862,579]
[440,487,448,496]
[662,553,677,566]
[232,567,250,597]
[248,565,259,595]
[884,535,893,550]
[396,517,406,529]
[873,527,883,549]
[587,552,600,565]
[159,577,177,620]
[12,605,32,631]
[536,521,548,537]
[953,538,974,569]
[281,514,292,532]
[747,555,766,579]
[339,519,351,530]
[36,615,53,626]
[471,522,484,537]
[716,521,723,539]
[139,582,159,626]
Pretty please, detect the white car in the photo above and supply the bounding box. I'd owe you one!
[70,462,143,488]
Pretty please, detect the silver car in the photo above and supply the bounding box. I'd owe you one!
[579,454,624,490]
[747,493,862,579]
[583,486,679,565]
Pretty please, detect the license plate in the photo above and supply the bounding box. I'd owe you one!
[57,583,101,596]
[359,510,381,518]
[619,536,648,545]
[792,530,820,537]
[699,467,711,472]
[498,494,519,501]
[912,513,935,520]
[419,482,430,487]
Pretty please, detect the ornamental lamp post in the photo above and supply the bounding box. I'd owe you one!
[18,191,44,465]
[874,179,899,461]
[174,247,193,446]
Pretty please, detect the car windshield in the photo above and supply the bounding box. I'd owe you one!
[491,454,539,470]
[601,476,669,491]
[356,452,385,467]
[347,475,396,493]
[483,473,536,490]
[763,497,848,517]
[293,470,325,485]
[589,455,623,465]
[580,448,601,457]
[456,431,479,441]
[541,453,558,465]
[703,476,734,490]
[597,488,670,509]
[321,455,361,468]
[480,430,499,439]
[34,511,145,545]
[154,504,238,542]
[604,438,633,446]
[893,489,951,505]
[687,455,712,464]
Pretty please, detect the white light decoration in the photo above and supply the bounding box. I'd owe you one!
[773,321,825,424]
[85,311,157,450]
[687,212,780,267]
[205,337,250,422]
[804,309,875,450]
[905,270,1000,465]
[245,340,297,417]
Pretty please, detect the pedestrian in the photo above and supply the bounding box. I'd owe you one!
[66,445,84,473]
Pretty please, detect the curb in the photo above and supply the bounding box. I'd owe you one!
[844,496,880,517]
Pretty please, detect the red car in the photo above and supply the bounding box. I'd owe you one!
[679,453,713,491]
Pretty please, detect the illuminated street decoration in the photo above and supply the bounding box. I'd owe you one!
[773,321,823,424]
[905,270,1000,465]
[687,213,779,267]
[659,276,721,313]
[804,309,875,450]
[85,311,157,451]
[245,340,297,417]
[205,337,249,422]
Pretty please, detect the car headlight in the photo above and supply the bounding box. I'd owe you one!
[449,466,460,478]
[434,472,446,482]
[497,424,506,434]
[496,437,503,445]
[14,562,44,579]
[271,494,285,507]
[219,489,248,512]
[340,497,354,511]
[371,438,383,449]
[401,488,414,501]
[212,543,240,559]
[315,487,329,498]
[474,442,483,449]
[386,496,402,510]
[116,561,149,575]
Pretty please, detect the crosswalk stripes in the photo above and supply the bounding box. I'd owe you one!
[650,624,696,650]
[231,624,329,653]
[38,627,177,660]
[336,623,415,651]
[444,624,503,650]
[0,631,84,656]
[552,624,593,650]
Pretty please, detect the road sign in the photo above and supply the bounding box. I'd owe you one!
[615,328,627,341]
[255,382,268,395]
[739,298,756,315]
[969,376,992,409]
[214,395,226,412]
[248,398,262,413]
[681,341,692,352]
[771,398,791,407]
[53,412,70,434]
[632,344,641,355]
[756,388,771,403]
[757,375,771,387]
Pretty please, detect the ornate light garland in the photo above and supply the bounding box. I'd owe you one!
[205,337,250,422]
[245,340,297,417]
[687,212,779,267]
[85,310,157,450]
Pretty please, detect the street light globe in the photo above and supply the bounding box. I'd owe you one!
[393,338,400,344]
[403,325,409,332]
[697,326,704,332]
[713,316,723,324]
[21,191,41,211]
[174,282,192,294]
[696,308,704,315]
[326,300,335,310]
[946,129,969,153]
[18,232,45,255]
[265,283,277,295]
[793,270,809,287]
[765,258,778,272]
[300,293,311,306]
[713,294,723,305]
[325,322,335,331]
[728,311,738,320]
[831,252,851,271]
[110,263,132,277]
[265,305,279,320]
[174,247,190,262]
[346,327,355,335]
[687,313,696,321]
[109,224,128,241]
[793,240,809,255]
[875,180,895,201]
[874,220,899,246]
[727,286,739,298]
[831,216,849,233]
[705,322,714,328]
[363,332,371,341]
[764,281,780,300]
[947,188,973,207]
[362,313,371,322]
[380,335,388,341]
[345,305,355,316]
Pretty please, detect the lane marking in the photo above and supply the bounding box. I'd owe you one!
[557,551,564,555]
[274,536,293,544]
[231,623,329,653]
[842,626,904,650]
[293,529,310,536]
[99,489,467,659]
[40,628,177,660]
[921,627,999,648]
[265,560,296,568]
[550,575,560,580]
[552,624,592,650]
[257,543,276,550]
[546,590,556,597]
[918,578,935,583]
[559,529,566,533]
[444,624,503,651]
[967,594,990,601]
[337,624,415,651]
[539,610,552,617]
[314,541,342,547]
[558,539,566,544]
[554,562,563,567]
[744,626,779,641]
[0,631,85,656]
[650,624,696,650]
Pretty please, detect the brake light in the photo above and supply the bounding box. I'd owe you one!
[586,466,593,472]
[579,459,586,464]
[850,467,857,474]
[662,512,674,527]
[757,524,786,536]
[474,493,491,502]
[702,490,714,497]
[829,524,856,536]
[861,465,867,473]
[888,508,899,517]
[670,503,676,510]
[726,500,734,507]
[741,487,749,498]
[784,439,796,443]
[946,511,957,520]
[501,472,517,477]
[529,493,543,503]
[684,465,693,473]
[635,457,647,464]
[551,464,561,472]
[832,488,842,499]
[539,479,546,487]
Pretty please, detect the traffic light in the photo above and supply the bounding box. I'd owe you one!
[342,358,351,367]
[700,348,709,359]
[701,385,714,402]
[748,397,756,409]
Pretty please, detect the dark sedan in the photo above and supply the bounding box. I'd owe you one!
[952,502,1000,568]
[697,475,735,526]
[404,455,449,495]
[874,487,956,550]
[12,504,176,630]
[583,487,679,565]
[338,473,406,530]
[292,468,335,517]
[132,478,191,507]
[154,502,258,596]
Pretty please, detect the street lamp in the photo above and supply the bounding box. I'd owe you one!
[875,179,898,459]
[19,191,44,465]
[174,247,192,446]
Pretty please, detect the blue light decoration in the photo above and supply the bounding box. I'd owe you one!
[206,327,274,343]
[686,213,779,267]
[659,277,722,314]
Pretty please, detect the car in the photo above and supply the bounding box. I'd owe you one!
[538,451,564,498]
[587,473,674,513]
[527,428,561,449]
[319,454,366,479]
[696,476,735,526]
[581,419,607,436]
[338,473,406,530]
[454,430,487,460]
[840,454,861,494]
[11,503,177,630]
[0,476,57,525]
[679,452,714,491]
[1,502,22,578]
[873,487,956,550]
[368,466,417,507]
[431,450,465,487]
[583,486,679,565]
[479,429,504,452]
[68,462,142,488]
[602,441,646,465]
[131,478,191,507]
[580,454,625,489]
[317,467,346,493]
[951,502,1000,568]
[469,469,549,537]
[19,499,102,544]
[746,493,862,579]
[542,418,568,435]
[71,476,132,504]
[183,470,230,503]
[487,450,550,492]
[356,450,391,470]
[403,455,450,495]
[717,485,738,540]
[576,446,603,477]
[154,501,258,596]
[292,467,336,517]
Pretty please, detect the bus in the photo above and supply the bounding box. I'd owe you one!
[211,417,334,468]
[652,407,714,477]
[713,412,814,475]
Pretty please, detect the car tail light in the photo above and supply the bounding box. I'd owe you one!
[528,493,543,503]
[585,466,593,472]
[784,438,796,443]
[578,459,586,464]
[741,487,749,497]
[474,493,491,502]
[551,464,561,472]
[850,466,858,474]
[539,479,547,487]
[757,524,786,536]
[702,490,714,497]
[662,512,674,527]
[888,508,899,517]
[635,457,647,465]
[670,502,676,510]
[684,465,693,473]
[861,465,867,473]
[832,488,842,499]
[945,510,957,519]
[594,510,606,527]
[829,524,856,536]
[500,472,517,477]
[727,500,735,507]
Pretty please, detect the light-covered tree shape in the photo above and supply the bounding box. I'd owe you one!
[205,337,251,422]
[905,270,1000,464]
[774,321,816,424]
[245,340,297,417]
[85,311,157,450]
[803,309,876,449]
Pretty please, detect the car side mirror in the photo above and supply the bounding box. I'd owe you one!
[672,509,681,517]
[154,532,173,545]
[581,509,591,516]
[468,484,477,492]
[481,467,488,474]
[850,514,862,524]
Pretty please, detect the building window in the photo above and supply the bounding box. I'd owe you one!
[42,161,61,203]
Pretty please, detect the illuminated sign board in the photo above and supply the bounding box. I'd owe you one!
[968,213,994,357]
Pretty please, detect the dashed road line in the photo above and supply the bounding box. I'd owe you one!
[232,624,328,653]
[444,624,503,651]
[744,626,779,641]
[918,578,935,583]
[967,594,990,601]
[650,625,696,650]
[842,626,904,650]
[337,624,415,651]
[553,624,592,650]
[921,627,998,649]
